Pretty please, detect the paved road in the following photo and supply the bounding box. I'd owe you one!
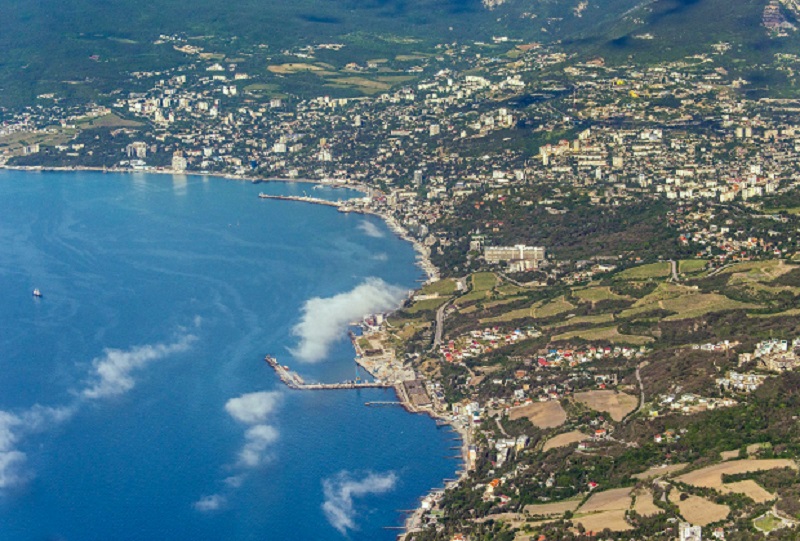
[669,259,679,282]
[635,362,646,414]
[434,301,448,347]
[707,263,733,277]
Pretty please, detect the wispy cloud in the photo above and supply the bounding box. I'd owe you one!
[82,334,197,399]
[291,278,406,362]
[322,470,398,535]
[0,325,200,494]
[193,493,226,512]
[357,220,385,238]
[0,405,77,490]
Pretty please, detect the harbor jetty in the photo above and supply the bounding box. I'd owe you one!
[264,355,393,391]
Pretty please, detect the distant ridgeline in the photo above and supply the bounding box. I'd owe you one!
[7,0,800,107]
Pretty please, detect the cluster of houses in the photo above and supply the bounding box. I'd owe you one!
[741,337,800,372]
[716,371,770,393]
[438,326,541,363]
[652,393,739,416]
[535,344,648,368]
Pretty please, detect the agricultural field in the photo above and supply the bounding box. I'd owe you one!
[632,463,688,480]
[578,487,632,513]
[573,510,631,533]
[720,480,775,503]
[632,489,662,517]
[668,492,729,526]
[542,430,587,452]
[573,390,638,422]
[552,325,652,346]
[675,459,798,489]
[507,401,566,428]
[524,499,581,517]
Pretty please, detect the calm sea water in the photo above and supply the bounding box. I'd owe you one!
[0,170,458,541]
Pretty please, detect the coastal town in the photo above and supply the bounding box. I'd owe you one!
[3,19,800,541]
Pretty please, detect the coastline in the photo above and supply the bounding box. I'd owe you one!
[254,190,462,537]
[0,164,372,195]
[5,163,459,539]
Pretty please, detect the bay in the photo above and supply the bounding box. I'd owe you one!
[0,170,458,540]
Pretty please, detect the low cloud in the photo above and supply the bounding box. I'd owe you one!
[224,391,282,425]
[291,278,406,362]
[237,424,279,468]
[224,392,282,469]
[193,493,226,512]
[82,334,197,399]
[357,220,385,238]
[193,391,283,507]
[322,470,398,535]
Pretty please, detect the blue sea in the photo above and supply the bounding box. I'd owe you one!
[0,170,458,540]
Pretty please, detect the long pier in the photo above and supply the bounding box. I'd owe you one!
[264,355,393,390]
[258,193,342,208]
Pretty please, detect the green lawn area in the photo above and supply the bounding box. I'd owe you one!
[678,259,708,274]
[619,283,759,320]
[76,113,142,128]
[546,313,615,329]
[483,296,526,309]
[748,307,800,319]
[534,296,576,318]
[480,304,535,323]
[615,262,671,280]
[573,286,630,304]
[719,259,786,276]
[472,272,498,292]
[420,278,457,296]
[754,513,783,533]
[406,297,449,314]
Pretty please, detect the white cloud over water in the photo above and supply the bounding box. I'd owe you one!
[237,424,279,468]
[322,470,398,535]
[82,334,197,399]
[357,220,385,238]
[193,391,283,510]
[224,391,282,469]
[224,391,282,425]
[291,278,407,362]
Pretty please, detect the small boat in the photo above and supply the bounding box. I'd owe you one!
[258,192,269,198]
[32,288,42,297]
